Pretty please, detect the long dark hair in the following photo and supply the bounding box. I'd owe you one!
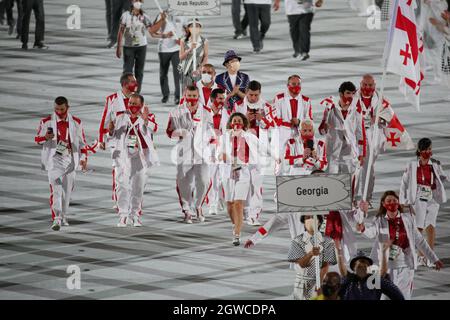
[376,190,404,217]
[227,112,249,131]
[129,0,144,16]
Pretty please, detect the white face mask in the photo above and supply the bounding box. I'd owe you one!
[229,61,240,72]
[133,1,142,10]
[201,73,213,83]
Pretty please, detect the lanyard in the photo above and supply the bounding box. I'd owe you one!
[57,121,69,143]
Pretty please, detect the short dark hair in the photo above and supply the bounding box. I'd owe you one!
[120,72,134,86]
[54,96,69,107]
[227,112,249,130]
[186,85,198,92]
[416,138,432,157]
[130,93,144,104]
[339,81,356,94]
[300,214,324,225]
[210,88,225,100]
[247,80,261,92]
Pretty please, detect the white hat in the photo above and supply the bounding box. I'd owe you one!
[185,18,202,28]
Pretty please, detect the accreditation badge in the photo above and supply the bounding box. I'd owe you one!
[418,184,432,202]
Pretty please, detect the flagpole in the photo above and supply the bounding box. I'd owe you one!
[362,0,399,202]
[313,215,321,291]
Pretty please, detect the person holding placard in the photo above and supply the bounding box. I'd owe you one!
[287,215,336,300]
[179,18,209,90]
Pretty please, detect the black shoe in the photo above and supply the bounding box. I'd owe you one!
[233,33,244,40]
[106,40,116,48]
[33,42,48,49]
[8,24,14,35]
[174,97,180,105]
[253,48,261,54]
[300,53,310,61]
[161,96,169,103]
[21,43,28,50]
[293,52,300,58]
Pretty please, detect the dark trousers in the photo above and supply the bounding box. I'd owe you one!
[246,4,271,50]
[105,0,112,39]
[159,51,180,99]
[231,0,248,35]
[288,13,314,54]
[110,0,130,43]
[123,45,147,93]
[6,0,22,34]
[21,0,44,45]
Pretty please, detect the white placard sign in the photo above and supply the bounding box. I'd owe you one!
[276,173,352,213]
[168,0,221,16]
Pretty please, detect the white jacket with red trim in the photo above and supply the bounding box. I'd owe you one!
[207,103,231,162]
[273,90,313,128]
[99,90,128,146]
[166,102,215,167]
[319,96,365,159]
[232,97,276,131]
[283,136,327,175]
[196,80,218,106]
[35,112,88,171]
[109,111,159,167]
[353,89,394,154]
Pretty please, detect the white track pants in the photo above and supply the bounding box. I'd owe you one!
[176,164,210,214]
[116,155,147,219]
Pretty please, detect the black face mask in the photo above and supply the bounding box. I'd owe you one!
[322,284,338,297]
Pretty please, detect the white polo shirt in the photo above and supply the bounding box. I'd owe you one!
[285,0,315,15]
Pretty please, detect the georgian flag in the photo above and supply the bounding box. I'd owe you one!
[384,0,423,111]
[375,100,415,151]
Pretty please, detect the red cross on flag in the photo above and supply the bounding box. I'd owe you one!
[384,114,415,151]
[384,0,423,111]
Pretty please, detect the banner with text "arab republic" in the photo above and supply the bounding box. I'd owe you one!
[168,0,221,16]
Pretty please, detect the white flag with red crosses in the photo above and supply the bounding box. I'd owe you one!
[374,99,415,151]
[384,0,423,111]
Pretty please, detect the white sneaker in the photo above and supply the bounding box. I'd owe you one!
[117,216,127,227]
[197,209,206,222]
[113,204,118,210]
[208,205,218,215]
[232,236,241,246]
[51,220,61,231]
[246,217,262,226]
[426,259,436,268]
[133,218,143,227]
[184,212,193,224]
[62,217,69,226]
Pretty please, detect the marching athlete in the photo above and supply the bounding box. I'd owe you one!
[400,138,449,267]
[219,112,259,246]
[233,80,276,226]
[273,74,313,164]
[108,94,159,227]
[166,85,215,223]
[99,72,138,208]
[319,81,365,174]
[196,63,218,106]
[207,88,230,215]
[34,97,88,231]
